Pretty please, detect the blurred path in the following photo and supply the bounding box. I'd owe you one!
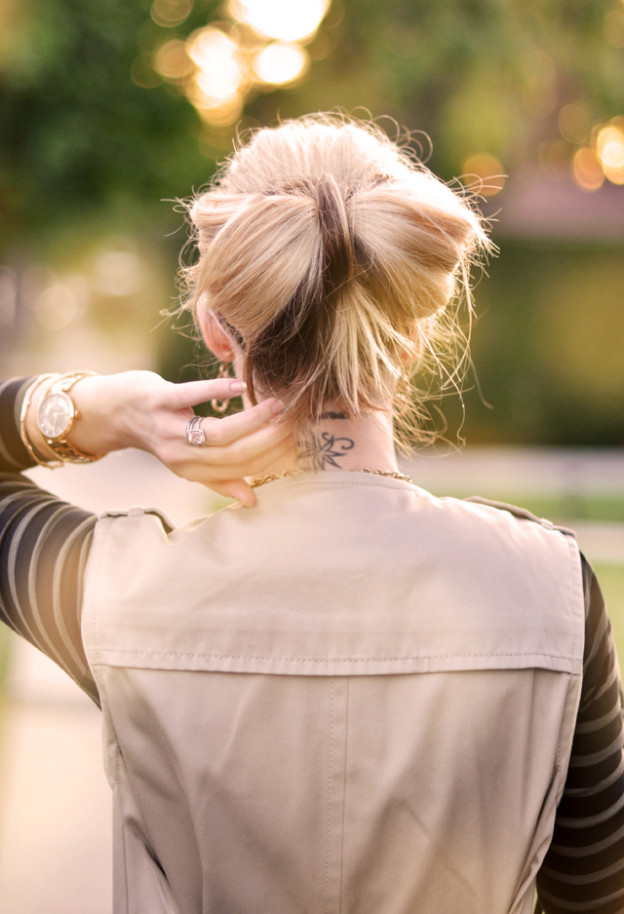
[0,447,622,913]
[404,446,624,499]
[0,644,112,914]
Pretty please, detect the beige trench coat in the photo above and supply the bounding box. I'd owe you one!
[82,472,585,914]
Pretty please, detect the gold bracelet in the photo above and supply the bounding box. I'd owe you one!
[35,371,103,466]
[19,374,61,467]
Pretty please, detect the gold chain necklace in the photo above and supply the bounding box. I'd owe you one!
[251,468,413,488]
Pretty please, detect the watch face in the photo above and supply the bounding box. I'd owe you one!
[38,391,74,440]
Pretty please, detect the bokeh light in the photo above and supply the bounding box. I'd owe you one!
[558,103,591,145]
[461,153,506,197]
[91,251,147,298]
[595,121,624,184]
[153,40,194,81]
[252,42,308,85]
[186,26,245,115]
[573,147,605,192]
[131,51,162,88]
[189,90,245,126]
[34,278,88,332]
[549,107,624,191]
[150,0,194,29]
[142,0,333,125]
[227,0,330,42]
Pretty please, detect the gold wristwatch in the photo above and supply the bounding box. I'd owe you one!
[36,372,101,466]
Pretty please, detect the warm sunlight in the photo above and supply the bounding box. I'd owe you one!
[227,0,330,43]
[461,153,506,196]
[573,147,605,191]
[186,27,244,106]
[595,121,624,184]
[252,42,308,85]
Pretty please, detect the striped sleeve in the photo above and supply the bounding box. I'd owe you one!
[0,377,36,470]
[536,557,624,912]
[0,377,99,704]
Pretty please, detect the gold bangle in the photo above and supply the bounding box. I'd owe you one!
[19,374,61,467]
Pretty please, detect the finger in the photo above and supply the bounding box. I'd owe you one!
[179,423,294,490]
[202,478,254,506]
[182,436,293,487]
[198,399,284,447]
[170,378,247,410]
[198,419,294,474]
[238,431,296,477]
[155,408,292,483]
[215,441,295,483]
[215,479,257,508]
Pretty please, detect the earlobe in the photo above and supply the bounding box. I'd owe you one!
[198,308,233,361]
[400,322,424,365]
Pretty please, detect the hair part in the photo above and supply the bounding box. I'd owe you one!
[180,112,493,446]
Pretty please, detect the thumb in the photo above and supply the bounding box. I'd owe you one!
[210,478,257,508]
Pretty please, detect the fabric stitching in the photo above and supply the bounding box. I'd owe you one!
[338,678,349,914]
[323,679,335,914]
[92,648,580,662]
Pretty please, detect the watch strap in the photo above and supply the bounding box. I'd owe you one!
[37,371,102,465]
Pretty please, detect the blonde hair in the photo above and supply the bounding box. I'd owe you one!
[181,113,492,443]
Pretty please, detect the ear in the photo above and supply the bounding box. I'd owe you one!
[399,321,424,365]
[197,308,234,361]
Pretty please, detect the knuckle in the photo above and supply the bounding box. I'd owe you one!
[229,440,254,465]
[202,417,224,445]
[143,388,163,413]
[160,442,183,468]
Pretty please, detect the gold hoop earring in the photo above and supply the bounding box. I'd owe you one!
[211,360,231,414]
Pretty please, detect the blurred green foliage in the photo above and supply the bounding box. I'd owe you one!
[458,241,624,445]
[0,0,623,444]
[2,0,623,246]
[263,0,624,177]
[0,0,219,255]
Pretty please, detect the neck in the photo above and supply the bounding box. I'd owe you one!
[255,408,399,480]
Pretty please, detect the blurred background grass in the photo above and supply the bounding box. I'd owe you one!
[597,565,624,648]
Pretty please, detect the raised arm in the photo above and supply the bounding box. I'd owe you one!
[0,378,99,699]
[0,373,291,703]
[21,370,290,506]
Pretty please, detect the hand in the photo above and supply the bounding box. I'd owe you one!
[50,371,292,507]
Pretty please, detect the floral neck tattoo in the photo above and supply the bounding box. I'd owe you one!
[250,411,414,488]
[298,430,355,471]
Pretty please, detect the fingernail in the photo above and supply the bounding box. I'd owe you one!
[230,380,246,393]
[271,399,283,414]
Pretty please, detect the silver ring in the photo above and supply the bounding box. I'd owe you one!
[186,415,206,446]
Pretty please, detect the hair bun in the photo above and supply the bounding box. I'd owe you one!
[192,189,322,342]
[182,114,492,438]
[315,175,356,295]
[352,182,483,319]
